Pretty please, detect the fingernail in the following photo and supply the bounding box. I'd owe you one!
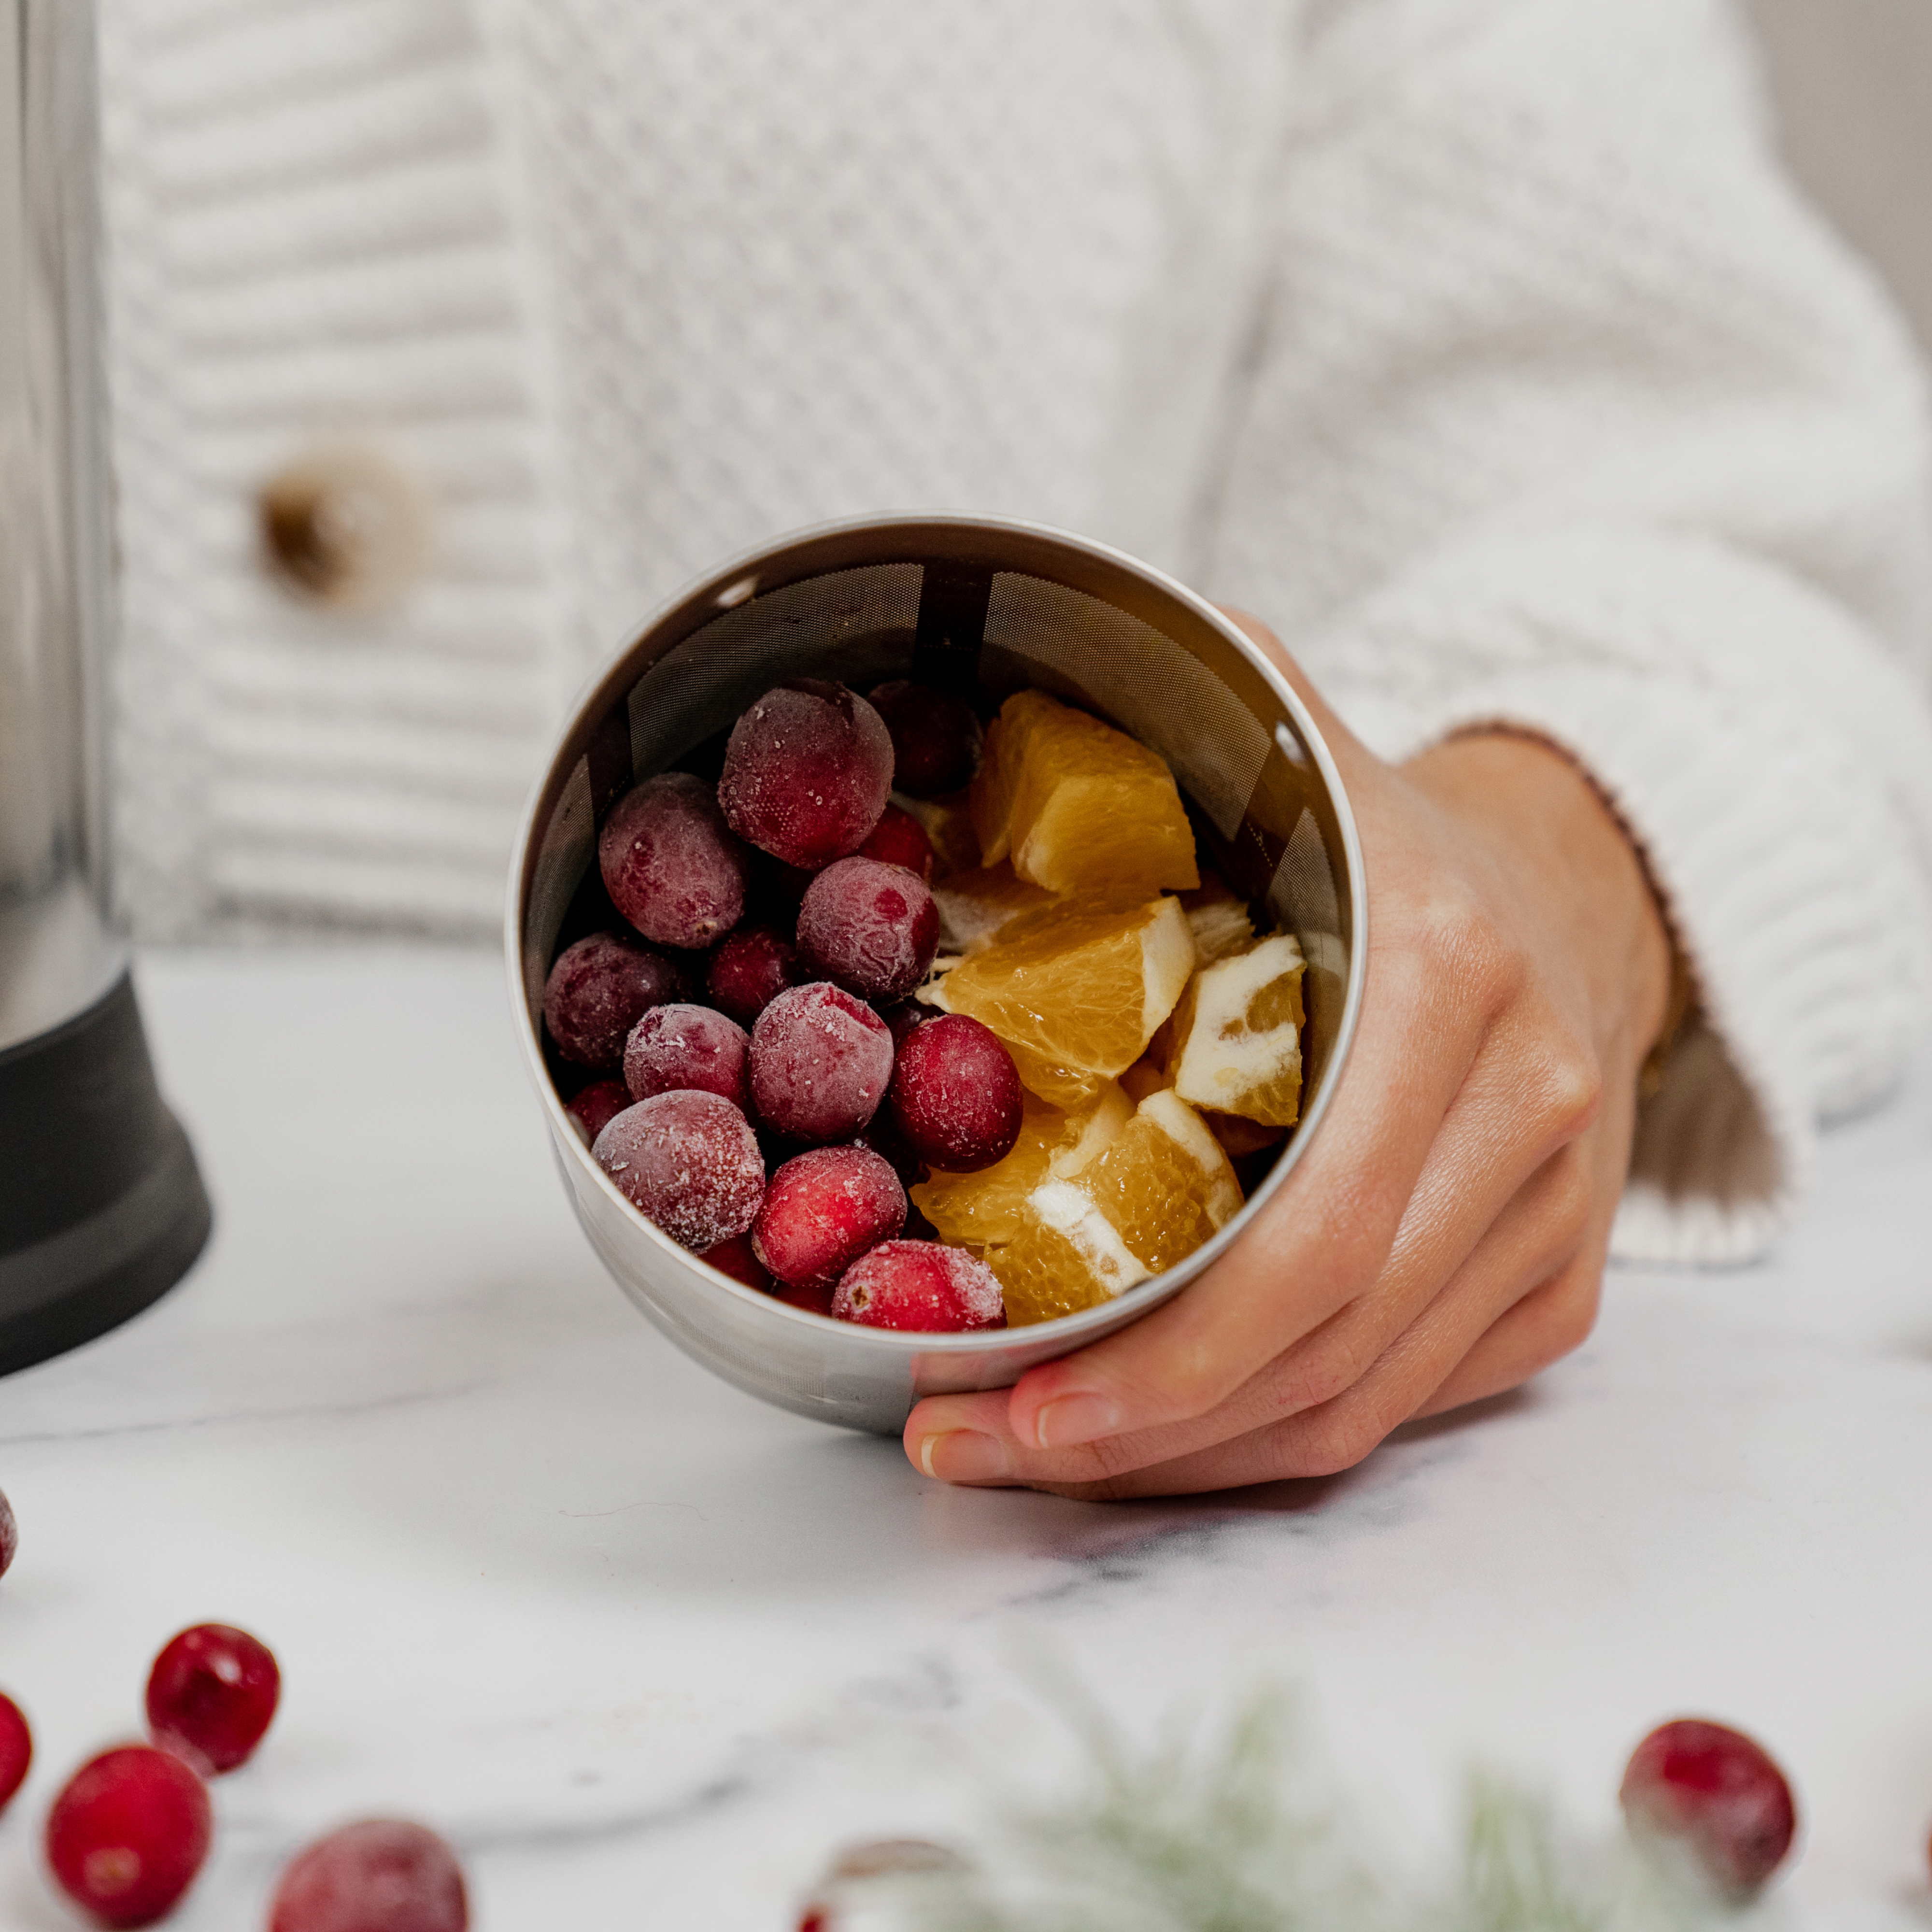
[1033,1393,1120,1449]
[919,1430,1010,1483]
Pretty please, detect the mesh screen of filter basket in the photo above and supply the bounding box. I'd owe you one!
[626,564,922,778]
[979,573,1272,840]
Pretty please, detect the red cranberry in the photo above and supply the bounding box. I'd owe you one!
[856,804,934,881]
[753,1148,907,1293]
[796,858,939,1002]
[706,925,800,1025]
[564,1077,633,1146]
[593,1093,764,1249]
[45,1745,213,1929]
[700,1232,773,1292]
[749,984,894,1143]
[542,932,687,1070]
[832,1242,1006,1332]
[1620,1718,1797,1900]
[718,681,894,868]
[599,772,754,950]
[268,1818,468,1932]
[866,682,983,797]
[0,1485,14,1577]
[0,1691,29,1813]
[622,1003,751,1110]
[145,1623,280,1776]
[889,1014,1023,1172]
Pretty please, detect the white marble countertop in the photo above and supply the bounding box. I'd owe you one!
[2,949,1930,1930]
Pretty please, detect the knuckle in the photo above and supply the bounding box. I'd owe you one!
[1272,1323,1374,1418]
[1286,1398,1385,1479]
[1529,1035,1604,1146]
[1539,1146,1594,1246]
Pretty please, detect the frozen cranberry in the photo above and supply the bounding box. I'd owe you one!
[856,804,934,881]
[542,932,686,1070]
[750,984,895,1143]
[622,1003,751,1110]
[796,858,939,1002]
[0,1691,29,1813]
[866,682,983,797]
[700,1232,773,1292]
[832,1242,1006,1332]
[145,1623,280,1776]
[268,1818,468,1932]
[753,1148,907,1293]
[718,681,894,868]
[0,1484,14,1578]
[564,1077,633,1146]
[1620,1718,1797,1900]
[593,1093,764,1250]
[45,1745,212,1929]
[706,925,800,1025]
[599,772,754,951]
[889,1014,1023,1172]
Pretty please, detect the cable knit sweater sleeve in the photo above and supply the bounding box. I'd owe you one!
[1209,0,1932,1266]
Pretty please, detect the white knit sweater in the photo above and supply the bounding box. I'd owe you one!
[98,0,1932,1266]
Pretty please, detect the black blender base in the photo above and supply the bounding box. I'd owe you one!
[0,973,213,1377]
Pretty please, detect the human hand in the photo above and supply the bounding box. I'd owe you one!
[903,612,1674,1496]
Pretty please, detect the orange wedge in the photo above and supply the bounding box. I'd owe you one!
[986,1090,1244,1326]
[969,690,1199,899]
[910,1083,1131,1244]
[925,895,1196,1105]
[1165,933,1306,1128]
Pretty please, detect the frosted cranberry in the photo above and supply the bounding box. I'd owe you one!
[0,1691,29,1813]
[269,1819,468,1932]
[832,1243,1006,1332]
[706,925,800,1025]
[718,681,894,868]
[750,984,894,1143]
[564,1077,633,1146]
[45,1745,212,1929]
[700,1232,773,1292]
[1620,1718,1797,1900]
[857,804,934,881]
[623,1004,751,1109]
[144,1623,280,1777]
[889,1014,1023,1172]
[753,1148,907,1293]
[796,858,939,1001]
[542,932,687,1070]
[867,682,983,797]
[599,772,754,950]
[593,1093,764,1250]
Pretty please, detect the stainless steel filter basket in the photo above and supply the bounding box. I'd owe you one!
[507,515,1366,1435]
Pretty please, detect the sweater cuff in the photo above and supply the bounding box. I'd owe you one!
[1302,534,1932,1267]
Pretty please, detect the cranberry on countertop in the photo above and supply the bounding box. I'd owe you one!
[146,1622,281,1776]
[1620,1717,1798,1900]
[45,1744,213,1929]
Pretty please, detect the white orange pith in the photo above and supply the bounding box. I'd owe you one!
[1164,933,1306,1128]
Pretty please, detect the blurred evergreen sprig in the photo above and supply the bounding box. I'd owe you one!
[878,1683,1710,1932]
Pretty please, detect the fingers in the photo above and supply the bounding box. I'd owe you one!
[909,1134,1600,1495]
